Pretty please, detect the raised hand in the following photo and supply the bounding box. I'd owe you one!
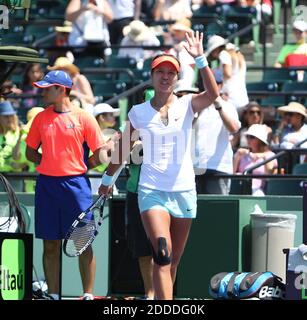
[182,31,204,58]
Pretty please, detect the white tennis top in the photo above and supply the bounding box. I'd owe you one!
[128,94,196,192]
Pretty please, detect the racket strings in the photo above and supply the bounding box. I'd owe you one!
[65,215,97,255]
[63,196,105,257]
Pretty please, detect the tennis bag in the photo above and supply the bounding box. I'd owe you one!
[209,271,285,300]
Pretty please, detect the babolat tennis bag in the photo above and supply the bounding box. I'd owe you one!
[209,271,285,300]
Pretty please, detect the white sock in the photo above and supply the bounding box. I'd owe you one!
[83,293,94,300]
[48,293,59,300]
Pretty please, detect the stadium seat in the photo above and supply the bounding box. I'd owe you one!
[292,163,307,175]
[75,57,104,69]
[10,74,23,87]
[1,33,28,45]
[0,25,28,45]
[118,69,151,84]
[24,25,54,42]
[105,57,137,69]
[262,68,298,84]
[224,6,259,51]
[247,82,279,106]
[193,20,239,45]
[282,81,307,104]
[266,179,302,196]
[246,81,278,92]
[192,4,223,18]
[229,179,244,195]
[92,81,127,101]
[36,0,62,8]
[282,81,307,92]
[84,73,115,82]
[261,96,285,108]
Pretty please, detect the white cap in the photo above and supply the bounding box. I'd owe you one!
[93,103,120,117]
[244,124,269,145]
[293,20,307,32]
[277,102,307,118]
[205,35,227,57]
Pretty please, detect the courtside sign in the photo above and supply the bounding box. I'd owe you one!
[0,233,32,300]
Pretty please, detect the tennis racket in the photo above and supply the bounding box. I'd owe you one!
[63,164,125,257]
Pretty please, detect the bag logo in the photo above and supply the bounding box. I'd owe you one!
[259,286,284,299]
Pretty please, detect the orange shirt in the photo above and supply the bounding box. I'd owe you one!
[26,106,105,176]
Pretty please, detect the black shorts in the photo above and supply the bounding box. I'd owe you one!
[125,191,152,259]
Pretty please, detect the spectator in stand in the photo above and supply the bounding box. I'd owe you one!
[108,0,141,45]
[277,102,307,151]
[55,21,73,47]
[239,0,272,22]
[193,70,241,194]
[206,35,249,112]
[48,21,75,64]
[20,63,44,110]
[65,0,113,56]
[153,0,192,21]
[1,80,22,109]
[274,20,307,68]
[0,100,20,171]
[233,124,277,196]
[271,108,294,148]
[0,101,24,190]
[1,80,22,96]
[11,107,44,172]
[118,20,160,63]
[164,18,196,88]
[232,101,272,151]
[47,57,95,112]
[11,107,44,192]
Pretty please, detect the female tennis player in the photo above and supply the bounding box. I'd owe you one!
[99,31,219,300]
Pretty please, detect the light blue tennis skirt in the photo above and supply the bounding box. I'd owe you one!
[138,186,197,219]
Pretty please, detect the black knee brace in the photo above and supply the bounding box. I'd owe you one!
[151,237,172,266]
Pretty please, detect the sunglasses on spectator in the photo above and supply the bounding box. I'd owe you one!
[248,110,261,115]
[246,135,257,140]
[284,112,295,117]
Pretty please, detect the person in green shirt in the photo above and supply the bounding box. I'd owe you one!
[0,100,26,191]
[275,20,307,68]
[11,107,45,192]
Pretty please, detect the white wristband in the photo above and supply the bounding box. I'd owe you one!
[195,54,208,69]
[101,173,113,186]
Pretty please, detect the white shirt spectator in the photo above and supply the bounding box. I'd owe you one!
[193,99,240,174]
[218,49,249,111]
[118,20,160,61]
[153,0,192,21]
